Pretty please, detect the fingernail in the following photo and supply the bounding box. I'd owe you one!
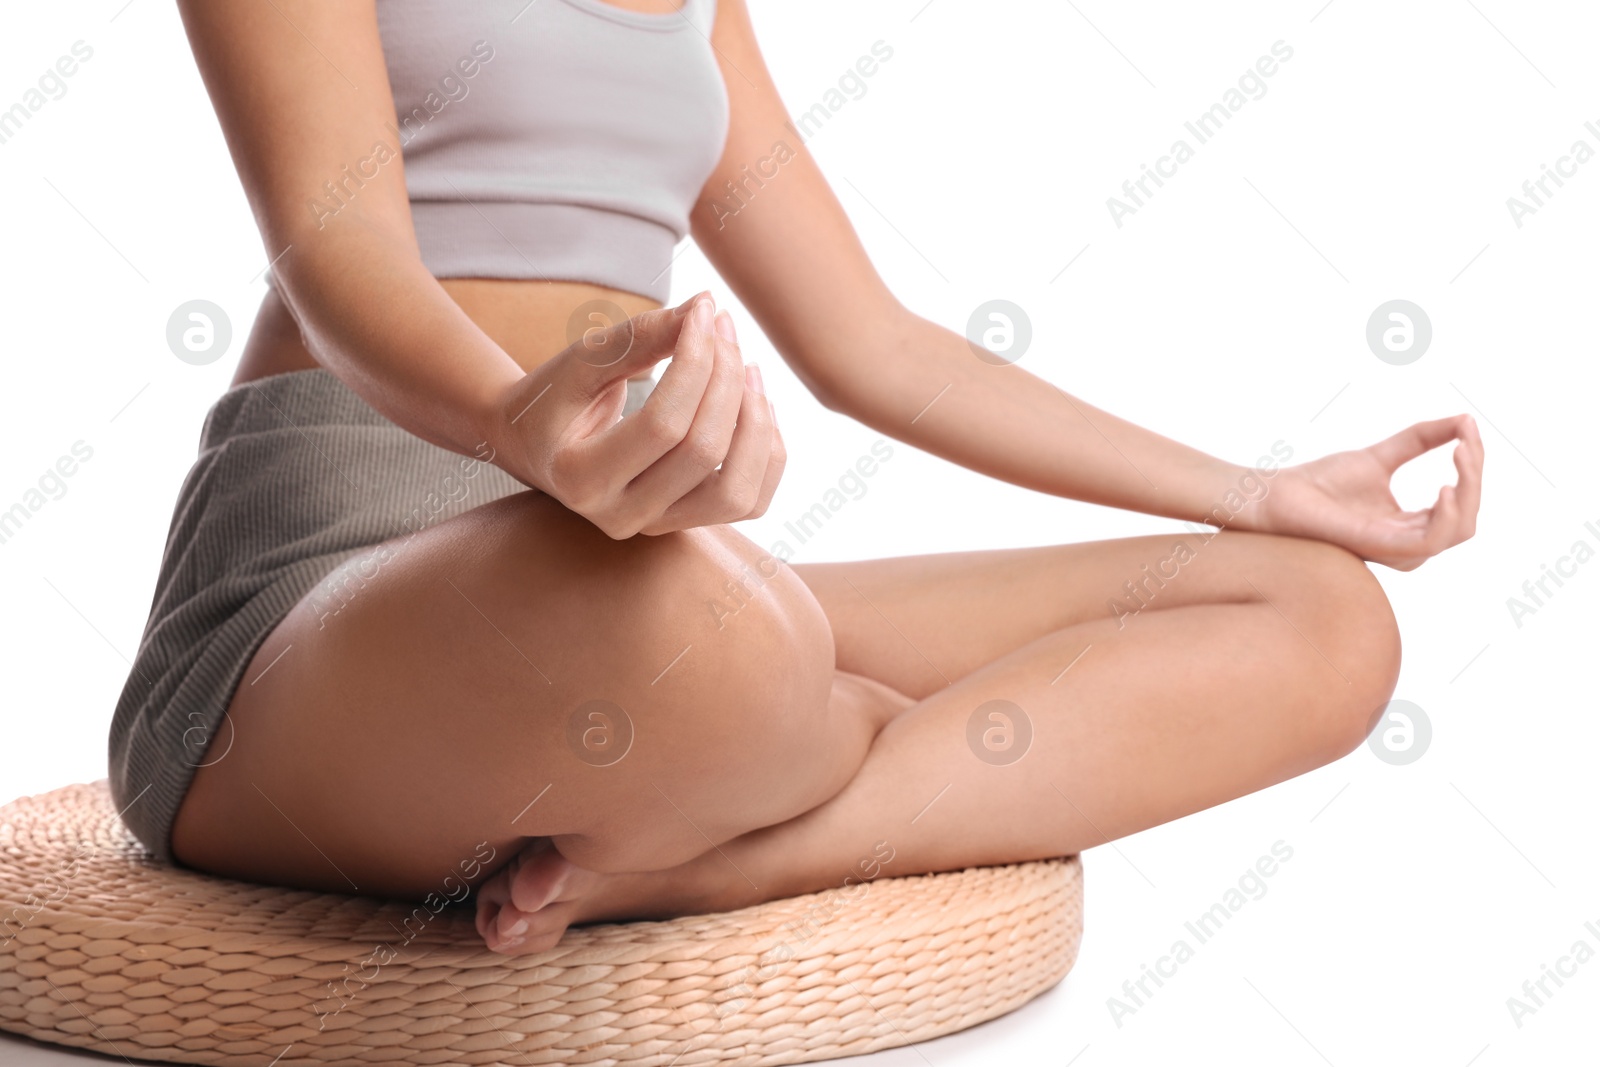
[674,290,707,316]
[745,363,764,395]
[714,309,736,343]
[690,296,714,334]
[505,917,529,938]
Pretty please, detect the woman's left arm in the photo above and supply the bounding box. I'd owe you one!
[695,0,1481,570]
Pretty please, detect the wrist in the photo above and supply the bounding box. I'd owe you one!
[1243,462,1304,536]
[472,363,544,487]
[1190,459,1286,536]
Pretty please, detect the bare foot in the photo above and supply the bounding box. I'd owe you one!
[473,671,913,954]
[473,837,736,954]
[474,838,581,953]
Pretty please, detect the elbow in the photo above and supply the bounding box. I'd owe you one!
[786,361,854,416]
[811,379,853,415]
[809,373,874,420]
[793,304,922,418]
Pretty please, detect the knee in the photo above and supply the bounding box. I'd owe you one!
[1283,539,1402,761]
[673,535,849,801]
[564,528,848,870]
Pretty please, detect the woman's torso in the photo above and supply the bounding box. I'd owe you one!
[236,0,713,389]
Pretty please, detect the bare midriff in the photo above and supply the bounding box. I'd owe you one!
[231,279,664,389]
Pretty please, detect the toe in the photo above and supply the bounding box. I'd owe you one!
[508,839,578,912]
[474,870,511,942]
[493,901,578,955]
[495,903,532,944]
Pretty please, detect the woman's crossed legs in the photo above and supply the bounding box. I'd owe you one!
[171,489,1400,952]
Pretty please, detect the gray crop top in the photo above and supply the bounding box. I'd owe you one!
[277,0,729,303]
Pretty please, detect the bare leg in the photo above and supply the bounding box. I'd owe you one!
[171,490,890,899]
[481,530,1400,948]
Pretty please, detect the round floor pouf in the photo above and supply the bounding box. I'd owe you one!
[0,782,1083,1067]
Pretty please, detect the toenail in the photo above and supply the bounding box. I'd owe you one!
[548,870,570,902]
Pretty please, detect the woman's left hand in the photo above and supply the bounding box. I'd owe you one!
[1258,414,1484,571]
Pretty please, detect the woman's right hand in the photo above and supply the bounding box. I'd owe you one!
[485,292,786,538]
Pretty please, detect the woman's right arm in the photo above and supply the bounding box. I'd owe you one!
[178,0,784,537]
[177,0,528,455]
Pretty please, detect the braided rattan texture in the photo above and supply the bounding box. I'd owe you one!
[0,782,1083,1066]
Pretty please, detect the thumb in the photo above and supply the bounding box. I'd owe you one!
[557,293,703,400]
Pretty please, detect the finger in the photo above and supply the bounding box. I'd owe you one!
[1389,481,1458,566]
[616,311,748,522]
[1362,509,1440,570]
[572,295,724,483]
[1462,412,1484,456]
[1450,438,1483,543]
[500,295,702,441]
[1407,438,1481,561]
[650,364,776,530]
[749,393,788,519]
[1423,484,1461,556]
[572,291,702,377]
[1369,414,1473,472]
[541,292,706,417]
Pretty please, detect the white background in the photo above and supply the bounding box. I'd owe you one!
[2,1,1597,1064]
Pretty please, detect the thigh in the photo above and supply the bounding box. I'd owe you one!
[171,491,865,899]
[791,529,1379,701]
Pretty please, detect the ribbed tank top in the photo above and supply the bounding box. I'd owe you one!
[276,0,728,303]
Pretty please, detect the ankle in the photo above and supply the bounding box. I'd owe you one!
[679,849,768,916]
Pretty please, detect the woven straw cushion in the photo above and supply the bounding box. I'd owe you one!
[0,782,1083,1066]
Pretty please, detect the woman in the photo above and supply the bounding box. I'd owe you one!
[111,0,1482,957]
